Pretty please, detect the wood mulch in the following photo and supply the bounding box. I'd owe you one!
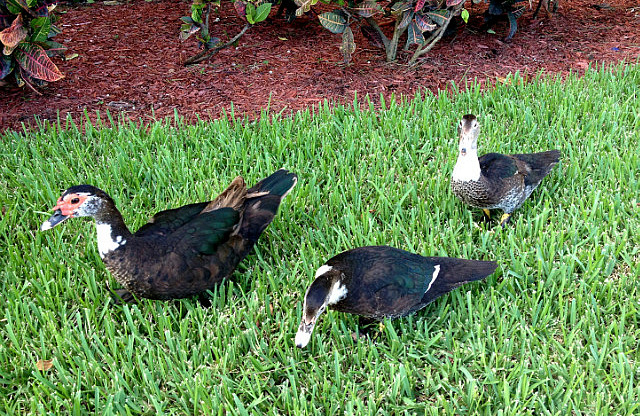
[0,0,638,132]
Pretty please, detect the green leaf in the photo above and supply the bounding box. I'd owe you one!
[461,8,469,23]
[180,16,195,24]
[426,10,450,26]
[0,55,14,80]
[318,11,347,34]
[13,42,64,82]
[30,17,51,43]
[6,0,29,14]
[253,3,272,23]
[245,3,256,25]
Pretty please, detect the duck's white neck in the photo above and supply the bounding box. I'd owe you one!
[452,150,481,182]
[95,222,127,258]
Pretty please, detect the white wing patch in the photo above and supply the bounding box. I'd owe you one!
[327,280,348,305]
[425,265,441,293]
[95,223,126,258]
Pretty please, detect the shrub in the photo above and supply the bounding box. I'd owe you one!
[301,0,550,64]
[181,0,272,65]
[0,0,65,92]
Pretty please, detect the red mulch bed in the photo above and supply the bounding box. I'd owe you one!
[1,0,638,132]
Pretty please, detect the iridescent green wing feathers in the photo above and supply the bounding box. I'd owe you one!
[134,202,209,237]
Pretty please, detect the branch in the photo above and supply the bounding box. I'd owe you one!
[386,14,409,62]
[184,23,252,65]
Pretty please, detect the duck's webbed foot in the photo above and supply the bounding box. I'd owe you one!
[500,213,513,227]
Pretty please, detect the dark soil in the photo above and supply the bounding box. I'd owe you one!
[1,0,638,131]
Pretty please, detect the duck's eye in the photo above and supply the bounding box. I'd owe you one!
[71,198,80,204]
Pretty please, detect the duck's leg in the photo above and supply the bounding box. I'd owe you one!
[482,209,493,225]
[197,293,212,308]
[110,288,138,304]
[500,213,512,227]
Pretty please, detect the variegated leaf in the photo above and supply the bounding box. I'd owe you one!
[234,1,247,20]
[398,10,413,30]
[361,25,384,49]
[13,42,64,82]
[390,1,412,15]
[406,21,425,46]
[415,13,437,32]
[414,0,427,12]
[0,14,28,49]
[446,0,465,7]
[340,26,356,64]
[426,10,450,26]
[294,0,317,17]
[318,11,347,34]
[353,1,380,18]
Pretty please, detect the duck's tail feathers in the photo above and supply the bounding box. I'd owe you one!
[239,169,298,241]
[422,258,498,305]
[516,150,561,173]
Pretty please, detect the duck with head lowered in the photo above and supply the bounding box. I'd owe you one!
[295,246,498,348]
[451,114,561,227]
[41,169,297,302]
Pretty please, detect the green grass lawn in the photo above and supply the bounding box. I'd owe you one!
[1,63,639,415]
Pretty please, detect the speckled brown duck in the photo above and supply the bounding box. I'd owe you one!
[451,114,560,227]
[41,169,297,302]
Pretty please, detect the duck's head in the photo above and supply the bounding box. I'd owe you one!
[295,265,348,348]
[41,185,110,230]
[457,114,480,156]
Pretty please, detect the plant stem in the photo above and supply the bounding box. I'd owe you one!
[184,23,252,65]
[386,14,408,62]
[408,14,453,66]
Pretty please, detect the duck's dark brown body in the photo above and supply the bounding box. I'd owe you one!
[42,169,297,301]
[451,150,561,214]
[324,246,498,319]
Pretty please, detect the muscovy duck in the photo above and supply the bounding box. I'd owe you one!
[451,114,560,227]
[295,245,498,348]
[41,169,297,302]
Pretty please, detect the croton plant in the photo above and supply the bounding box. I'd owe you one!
[181,0,272,65]
[0,0,64,91]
